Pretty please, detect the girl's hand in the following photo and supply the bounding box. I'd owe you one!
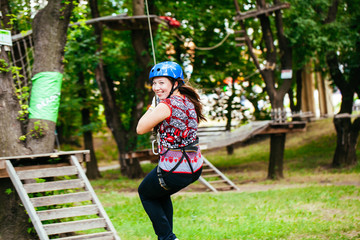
[148,96,158,111]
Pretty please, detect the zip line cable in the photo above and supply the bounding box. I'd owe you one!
[145,0,156,65]
[145,0,160,154]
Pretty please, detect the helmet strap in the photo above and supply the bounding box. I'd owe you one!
[167,83,177,98]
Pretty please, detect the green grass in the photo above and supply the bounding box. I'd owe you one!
[97,186,360,240]
[90,118,360,240]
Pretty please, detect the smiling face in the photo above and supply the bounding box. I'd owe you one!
[152,77,177,100]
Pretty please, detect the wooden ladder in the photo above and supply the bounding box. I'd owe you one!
[5,155,120,240]
[198,156,240,192]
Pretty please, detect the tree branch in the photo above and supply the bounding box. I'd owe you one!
[324,0,340,24]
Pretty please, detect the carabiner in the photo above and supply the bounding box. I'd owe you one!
[152,139,159,155]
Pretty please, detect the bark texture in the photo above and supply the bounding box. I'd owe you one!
[0,1,73,239]
[27,0,73,154]
[0,47,34,240]
[236,0,293,179]
[78,71,101,179]
[88,0,145,178]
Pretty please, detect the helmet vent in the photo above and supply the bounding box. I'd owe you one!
[157,68,160,71]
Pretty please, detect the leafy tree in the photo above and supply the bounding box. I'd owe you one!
[155,0,268,122]
[232,0,294,179]
[83,0,156,178]
[0,1,74,238]
[322,0,360,167]
[60,4,104,179]
[285,0,360,167]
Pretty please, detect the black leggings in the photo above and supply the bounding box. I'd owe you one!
[138,166,202,240]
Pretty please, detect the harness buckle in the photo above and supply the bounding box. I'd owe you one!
[157,166,170,190]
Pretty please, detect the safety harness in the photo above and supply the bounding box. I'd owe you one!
[157,138,199,190]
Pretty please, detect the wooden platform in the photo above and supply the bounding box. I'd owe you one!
[5,153,120,239]
[235,3,290,21]
[12,14,166,43]
[258,121,307,135]
[80,14,165,31]
[0,150,90,178]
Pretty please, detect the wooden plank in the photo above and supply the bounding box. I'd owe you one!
[5,161,50,240]
[202,156,240,191]
[70,156,120,240]
[1,163,69,178]
[202,174,221,178]
[43,218,107,235]
[24,179,85,193]
[37,205,99,221]
[124,150,152,159]
[208,180,228,184]
[235,3,290,21]
[0,150,90,161]
[198,176,218,193]
[56,232,114,240]
[0,162,70,176]
[17,166,78,179]
[31,192,92,207]
[334,113,360,119]
[269,121,307,127]
[0,160,5,169]
[199,121,271,150]
[257,127,306,135]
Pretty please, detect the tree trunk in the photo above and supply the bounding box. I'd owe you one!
[78,71,101,179]
[83,107,101,179]
[89,0,144,178]
[327,50,359,167]
[0,179,38,239]
[0,48,31,157]
[0,46,34,240]
[27,0,73,154]
[125,0,153,177]
[324,0,359,168]
[288,68,303,119]
[0,2,73,239]
[0,2,34,239]
[332,116,360,167]
[254,0,293,179]
[268,133,285,179]
[226,80,236,155]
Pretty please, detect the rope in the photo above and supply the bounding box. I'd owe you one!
[145,0,156,65]
[144,0,160,154]
[195,32,232,51]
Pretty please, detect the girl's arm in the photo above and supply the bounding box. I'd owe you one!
[136,103,171,134]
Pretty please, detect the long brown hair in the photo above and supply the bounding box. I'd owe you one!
[177,81,206,123]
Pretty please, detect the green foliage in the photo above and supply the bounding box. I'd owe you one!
[19,120,48,141]
[154,0,269,122]
[285,0,360,81]
[0,59,30,121]
[5,188,13,195]
[8,0,36,32]
[59,3,105,145]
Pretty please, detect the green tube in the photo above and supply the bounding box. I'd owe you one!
[28,72,63,123]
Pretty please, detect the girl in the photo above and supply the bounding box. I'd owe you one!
[137,61,206,240]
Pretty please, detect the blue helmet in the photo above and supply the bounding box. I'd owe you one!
[149,61,184,83]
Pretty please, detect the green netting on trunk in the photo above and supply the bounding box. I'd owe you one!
[29,72,63,123]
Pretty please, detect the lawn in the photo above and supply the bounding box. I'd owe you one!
[98,186,360,240]
[91,118,360,240]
